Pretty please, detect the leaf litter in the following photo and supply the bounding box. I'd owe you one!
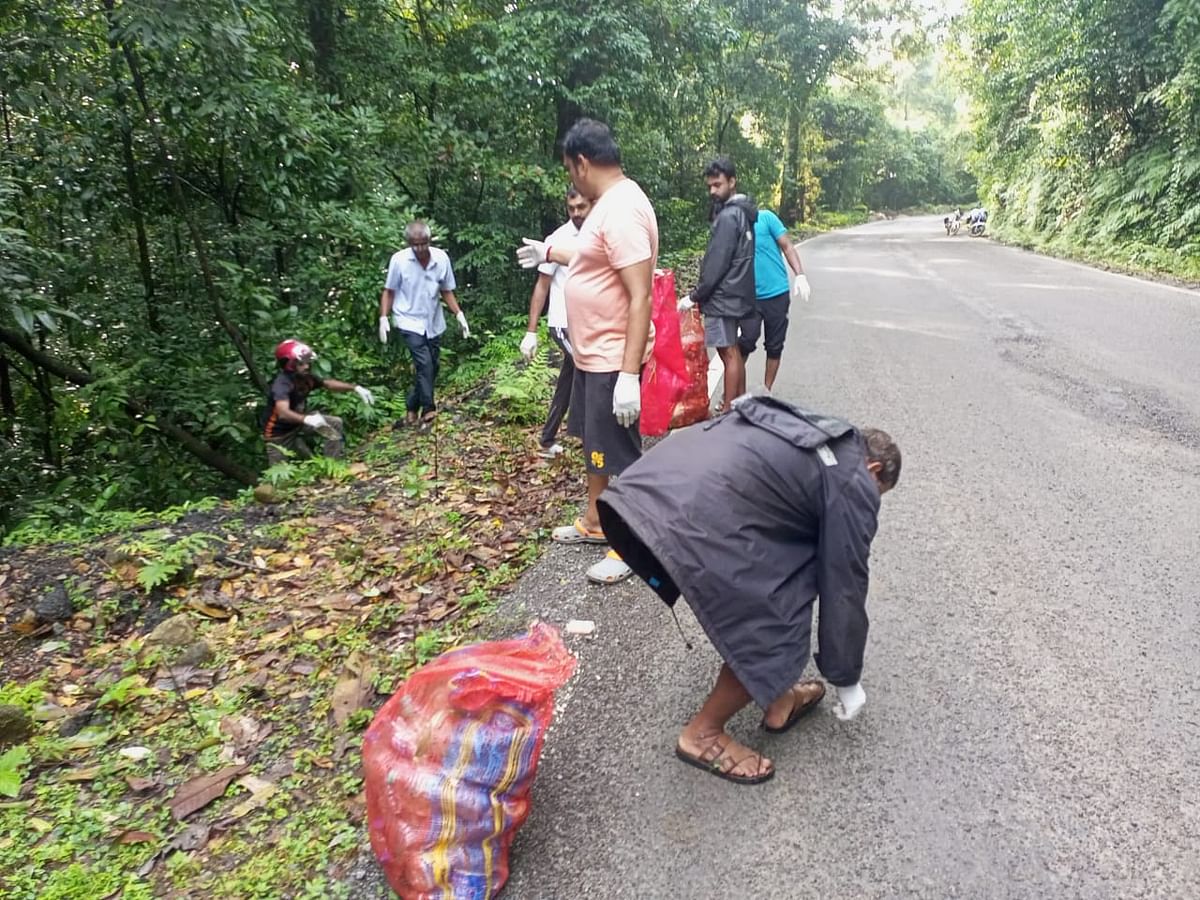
[0,418,578,896]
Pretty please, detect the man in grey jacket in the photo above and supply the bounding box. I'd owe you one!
[597,396,901,785]
[679,157,757,412]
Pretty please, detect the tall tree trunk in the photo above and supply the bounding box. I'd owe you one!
[0,353,14,439]
[0,90,10,145]
[304,0,339,95]
[715,110,733,154]
[104,0,266,393]
[780,106,802,225]
[34,334,58,468]
[105,19,160,334]
[555,94,583,160]
[0,326,256,486]
[120,124,160,333]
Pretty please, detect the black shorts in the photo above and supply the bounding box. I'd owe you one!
[738,292,790,359]
[566,370,642,476]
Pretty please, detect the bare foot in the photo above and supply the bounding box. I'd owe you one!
[763,681,825,731]
[677,726,772,780]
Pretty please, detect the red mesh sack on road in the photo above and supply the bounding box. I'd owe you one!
[669,307,710,430]
[363,623,577,899]
[639,269,689,437]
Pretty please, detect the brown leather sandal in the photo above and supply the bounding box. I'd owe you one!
[761,681,826,734]
[675,734,774,785]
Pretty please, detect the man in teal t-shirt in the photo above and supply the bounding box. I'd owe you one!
[738,209,810,391]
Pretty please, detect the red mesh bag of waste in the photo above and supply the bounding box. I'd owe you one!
[639,268,689,437]
[669,306,710,430]
[363,623,577,899]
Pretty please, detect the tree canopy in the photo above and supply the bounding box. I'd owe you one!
[19,0,1195,537]
[958,0,1200,266]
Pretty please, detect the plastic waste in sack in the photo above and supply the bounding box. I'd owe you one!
[669,306,711,430]
[363,623,577,899]
[639,269,689,437]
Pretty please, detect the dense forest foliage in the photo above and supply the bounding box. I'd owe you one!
[960,0,1200,275]
[7,0,1197,538]
[0,0,973,537]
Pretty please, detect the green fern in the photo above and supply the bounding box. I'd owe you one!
[0,745,31,799]
[136,559,176,592]
[262,455,349,488]
[126,530,220,593]
[96,674,153,709]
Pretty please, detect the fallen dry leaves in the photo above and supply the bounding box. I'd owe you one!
[0,418,580,895]
[169,764,249,821]
[331,651,378,727]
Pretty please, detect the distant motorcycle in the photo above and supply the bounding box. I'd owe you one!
[965,207,988,237]
[944,210,962,236]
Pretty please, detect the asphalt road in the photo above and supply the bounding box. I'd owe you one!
[353,217,1200,899]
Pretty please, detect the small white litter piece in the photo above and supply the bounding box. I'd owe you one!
[565,619,596,636]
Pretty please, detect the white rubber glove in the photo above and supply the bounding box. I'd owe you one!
[833,683,866,721]
[354,385,374,405]
[519,331,538,360]
[612,372,641,427]
[677,294,694,312]
[303,413,328,430]
[456,311,470,338]
[378,315,390,344]
[791,274,811,303]
[516,238,549,269]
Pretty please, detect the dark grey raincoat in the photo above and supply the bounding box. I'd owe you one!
[692,194,757,319]
[597,396,881,709]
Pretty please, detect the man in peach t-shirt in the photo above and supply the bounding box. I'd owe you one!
[516,118,657,585]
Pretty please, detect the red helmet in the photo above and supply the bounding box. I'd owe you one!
[274,339,316,371]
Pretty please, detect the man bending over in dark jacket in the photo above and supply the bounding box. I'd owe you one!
[597,396,901,785]
[678,157,757,413]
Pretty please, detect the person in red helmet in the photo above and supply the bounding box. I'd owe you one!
[262,339,375,464]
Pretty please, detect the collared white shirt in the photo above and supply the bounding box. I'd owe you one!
[537,220,581,330]
[384,246,457,337]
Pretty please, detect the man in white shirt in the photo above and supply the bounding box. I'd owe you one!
[519,188,592,457]
[377,221,469,427]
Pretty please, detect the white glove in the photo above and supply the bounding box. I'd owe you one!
[378,315,390,344]
[516,238,549,269]
[833,683,866,721]
[302,413,328,430]
[791,274,811,303]
[677,294,694,311]
[354,385,374,405]
[612,372,641,427]
[519,331,538,360]
[456,311,470,338]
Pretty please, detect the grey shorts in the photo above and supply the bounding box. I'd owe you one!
[704,315,740,349]
[566,370,642,476]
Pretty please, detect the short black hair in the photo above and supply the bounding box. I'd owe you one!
[861,428,902,490]
[563,118,621,166]
[704,156,736,180]
[566,186,581,199]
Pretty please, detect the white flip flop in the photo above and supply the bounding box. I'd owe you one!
[552,518,608,545]
[587,550,632,584]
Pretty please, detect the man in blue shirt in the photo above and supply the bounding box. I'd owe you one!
[377,221,470,428]
[738,209,810,391]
